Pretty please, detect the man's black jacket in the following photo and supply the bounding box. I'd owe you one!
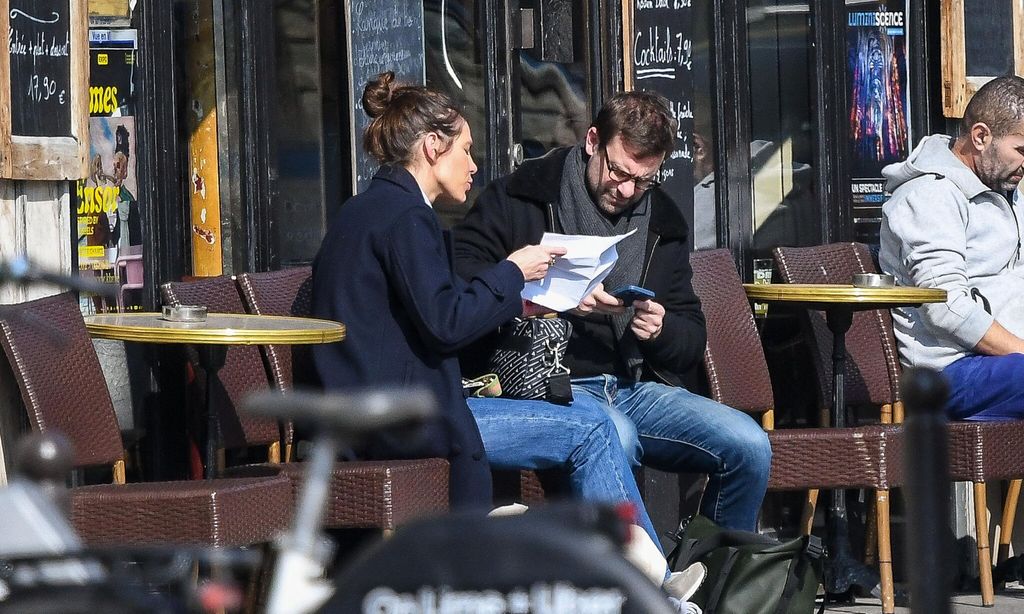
[453,146,707,388]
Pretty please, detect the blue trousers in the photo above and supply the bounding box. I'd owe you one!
[943,353,1024,420]
[572,375,772,532]
[467,395,660,550]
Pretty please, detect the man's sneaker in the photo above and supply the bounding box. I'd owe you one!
[667,596,703,614]
[664,562,707,602]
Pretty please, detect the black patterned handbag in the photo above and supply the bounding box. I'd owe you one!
[487,315,573,405]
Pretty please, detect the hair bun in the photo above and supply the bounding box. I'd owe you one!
[362,71,399,119]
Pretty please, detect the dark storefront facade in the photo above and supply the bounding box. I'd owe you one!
[120,0,952,300]
[70,0,1000,546]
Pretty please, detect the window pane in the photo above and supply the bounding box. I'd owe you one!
[691,1,717,250]
[516,0,590,160]
[272,0,326,266]
[746,0,821,252]
[424,0,489,226]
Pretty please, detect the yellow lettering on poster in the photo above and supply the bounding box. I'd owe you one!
[89,86,120,115]
[79,246,105,258]
[76,184,120,214]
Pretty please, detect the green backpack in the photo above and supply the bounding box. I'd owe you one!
[667,515,824,614]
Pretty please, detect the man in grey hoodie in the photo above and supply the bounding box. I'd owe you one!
[880,75,1024,420]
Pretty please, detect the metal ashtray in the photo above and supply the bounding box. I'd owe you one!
[852,273,895,288]
[161,304,208,322]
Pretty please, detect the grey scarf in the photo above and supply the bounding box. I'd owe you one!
[557,144,650,378]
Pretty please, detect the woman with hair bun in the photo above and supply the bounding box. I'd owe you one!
[311,72,564,508]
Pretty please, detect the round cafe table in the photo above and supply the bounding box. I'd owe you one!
[84,312,345,479]
[743,283,945,598]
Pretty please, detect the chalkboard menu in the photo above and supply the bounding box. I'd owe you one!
[941,0,1024,117]
[345,0,425,192]
[629,0,695,236]
[8,0,72,137]
[964,0,1013,77]
[0,0,89,179]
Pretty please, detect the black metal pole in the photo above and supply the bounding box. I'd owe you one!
[902,367,953,614]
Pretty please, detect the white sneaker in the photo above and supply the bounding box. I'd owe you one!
[667,597,703,614]
[664,562,707,602]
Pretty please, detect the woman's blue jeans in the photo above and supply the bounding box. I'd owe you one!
[467,395,661,550]
[572,375,772,532]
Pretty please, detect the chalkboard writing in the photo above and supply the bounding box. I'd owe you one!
[631,0,695,232]
[8,0,73,137]
[964,0,1013,77]
[346,0,425,192]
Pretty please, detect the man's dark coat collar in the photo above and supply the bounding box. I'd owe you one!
[503,146,688,239]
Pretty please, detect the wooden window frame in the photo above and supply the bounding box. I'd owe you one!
[0,0,89,180]
[940,0,1024,117]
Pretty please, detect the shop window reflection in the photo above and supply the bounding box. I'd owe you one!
[424,0,488,225]
[272,0,326,266]
[518,38,590,160]
[690,1,716,249]
[746,0,821,251]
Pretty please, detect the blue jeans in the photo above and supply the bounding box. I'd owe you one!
[943,353,1024,420]
[572,375,772,532]
[467,396,660,550]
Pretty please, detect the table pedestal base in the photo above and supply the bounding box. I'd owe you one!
[197,345,228,479]
[825,505,909,607]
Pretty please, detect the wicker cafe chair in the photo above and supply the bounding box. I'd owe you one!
[161,276,284,468]
[689,249,904,613]
[234,268,450,531]
[773,243,901,425]
[798,242,1024,607]
[0,292,291,547]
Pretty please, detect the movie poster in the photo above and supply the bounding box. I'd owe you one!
[847,2,910,243]
[77,117,141,286]
[76,30,141,313]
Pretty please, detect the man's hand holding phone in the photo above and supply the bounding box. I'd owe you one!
[608,285,663,341]
[630,298,664,341]
[571,283,625,316]
[609,285,656,305]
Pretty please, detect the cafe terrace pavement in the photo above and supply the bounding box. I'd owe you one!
[823,589,1024,612]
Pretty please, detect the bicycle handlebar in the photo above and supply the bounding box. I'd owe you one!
[243,388,437,436]
[0,257,116,297]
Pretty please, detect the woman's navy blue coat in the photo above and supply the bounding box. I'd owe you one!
[311,165,525,509]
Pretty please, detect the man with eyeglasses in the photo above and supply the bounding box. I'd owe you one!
[453,90,771,533]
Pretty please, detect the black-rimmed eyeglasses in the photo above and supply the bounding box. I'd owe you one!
[600,146,662,191]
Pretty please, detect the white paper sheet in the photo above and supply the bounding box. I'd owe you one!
[522,230,637,311]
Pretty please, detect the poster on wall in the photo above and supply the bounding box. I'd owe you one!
[847,1,911,243]
[76,30,141,313]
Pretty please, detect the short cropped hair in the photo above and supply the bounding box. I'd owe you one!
[592,90,677,160]
[962,76,1024,137]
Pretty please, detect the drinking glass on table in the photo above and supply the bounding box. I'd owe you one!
[752,258,773,318]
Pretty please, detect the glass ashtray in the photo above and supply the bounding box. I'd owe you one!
[161,305,208,322]
[851,273,895,288]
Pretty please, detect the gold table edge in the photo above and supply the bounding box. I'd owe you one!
[741,284,946,304]
[83,313,346,345]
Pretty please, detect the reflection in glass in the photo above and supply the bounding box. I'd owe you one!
[690,1,717,249]
[517,52,590,161]
[424,0,488,225]
[272,0,326,266]
[746,0,821,252]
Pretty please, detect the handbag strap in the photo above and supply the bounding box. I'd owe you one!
[668,529,777,570]
[702,547,740,614]
[771,535,825,614]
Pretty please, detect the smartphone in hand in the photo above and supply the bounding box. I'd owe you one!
[609,285,656,304]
